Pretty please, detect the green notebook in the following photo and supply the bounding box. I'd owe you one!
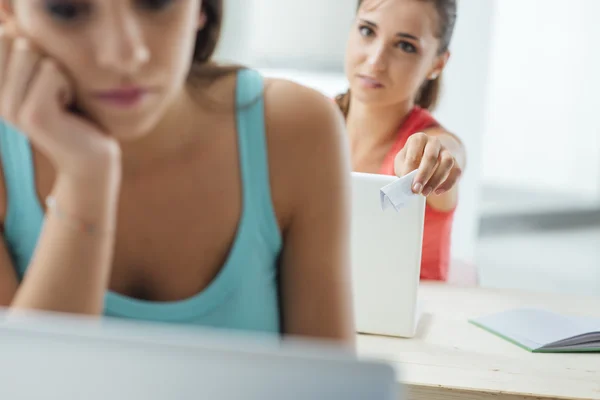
[469,308,600,353]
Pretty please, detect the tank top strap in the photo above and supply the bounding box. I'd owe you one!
[234,69,281,252]
[0,120,44,274]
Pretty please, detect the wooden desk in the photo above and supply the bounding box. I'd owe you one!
[357,283,600,400]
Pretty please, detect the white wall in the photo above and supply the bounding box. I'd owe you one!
[247,0,356,70]
[216,0,497,266]
[432,0,496,264]
[216,0,356,70]
[482,0,600,200]
[214,0,255,65]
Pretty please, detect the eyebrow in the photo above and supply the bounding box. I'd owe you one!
[359,19,420,41]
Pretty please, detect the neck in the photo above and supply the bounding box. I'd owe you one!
[346,97,415,149]
[119,85,200,178]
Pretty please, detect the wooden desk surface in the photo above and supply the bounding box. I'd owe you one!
[357,283,600,400]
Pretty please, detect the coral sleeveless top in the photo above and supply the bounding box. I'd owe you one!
[379,106,455,281]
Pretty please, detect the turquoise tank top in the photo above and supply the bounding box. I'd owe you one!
[0,69,283,334]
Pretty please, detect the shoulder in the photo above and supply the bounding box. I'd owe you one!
[404,106,440,133]
[413,106,437,121]
[407,107,461,145]
[263,78,345,142]
[262,77,348,170]
[261,77,350,225]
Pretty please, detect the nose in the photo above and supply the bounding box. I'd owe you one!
[367,43,387,72]
[95,12,150,75]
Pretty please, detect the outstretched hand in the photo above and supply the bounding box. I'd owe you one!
[394,132,462,196]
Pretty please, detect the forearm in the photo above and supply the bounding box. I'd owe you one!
[10,171,120,315]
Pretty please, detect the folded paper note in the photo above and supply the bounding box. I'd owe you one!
[380,170,419,212]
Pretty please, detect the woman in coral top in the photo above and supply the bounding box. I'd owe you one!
[336,0,465,281]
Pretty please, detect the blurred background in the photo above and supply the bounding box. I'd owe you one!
[215,0,600,296]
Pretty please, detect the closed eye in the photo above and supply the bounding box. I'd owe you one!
[137,0,178,11]
[44,1,91,22]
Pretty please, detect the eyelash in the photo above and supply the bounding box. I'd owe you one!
[45,2,90,21]
[45,0,176,22]
[138,0,176,11]
[359,25,374,37]
[358,24,418,54]
[397,41,417,53]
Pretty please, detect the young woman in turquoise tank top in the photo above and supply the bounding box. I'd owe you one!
[0,0,354,344]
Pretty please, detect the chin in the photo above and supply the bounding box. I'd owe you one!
[351,86,407,108]
[83,98,168,139]
[76,92,171,140]
[98,113,162,142]
[110,128,152,142]
[351,88,390,105]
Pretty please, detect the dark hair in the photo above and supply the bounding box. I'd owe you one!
[187,0,241,85]
[335,0,457,117]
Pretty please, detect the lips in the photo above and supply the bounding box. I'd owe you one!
[93,86,150,107]
[357,75,384,89]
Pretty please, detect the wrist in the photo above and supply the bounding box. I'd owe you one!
[59,141,123,185]
[56,157,122,192]
[51,170,121,228]
[55,170,121,198]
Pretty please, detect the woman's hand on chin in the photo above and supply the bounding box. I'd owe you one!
[0,31,121,184]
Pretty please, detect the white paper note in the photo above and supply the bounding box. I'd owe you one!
[380,169,419,212]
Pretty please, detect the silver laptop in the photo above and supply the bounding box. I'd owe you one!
[351,172,426,338]
[0,310,400,400]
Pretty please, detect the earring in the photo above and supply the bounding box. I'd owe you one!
[429,73,438,80]
[198,12,207,30]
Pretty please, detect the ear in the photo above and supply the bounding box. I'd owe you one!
[427,51,450,80]
[0,0,18,35]
[197,10,207,30]
[0,0,11,22]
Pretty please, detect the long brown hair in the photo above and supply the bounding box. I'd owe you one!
[335,0,457,117]
[187,0,242,85]
[185,0,260,110]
